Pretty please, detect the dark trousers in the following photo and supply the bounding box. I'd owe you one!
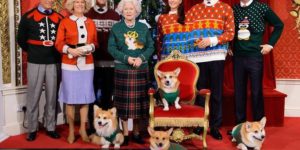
[88,67,114,132]
[233,56,264,124]
[196,60,224,128]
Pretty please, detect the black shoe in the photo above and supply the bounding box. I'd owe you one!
[132,134,145,144]
[193,127,204,135]
[122,136,129,146]
[210,128,222,140]
[26,132,37,141]
[46,131,61,139]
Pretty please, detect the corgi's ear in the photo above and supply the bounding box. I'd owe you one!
[260,117,267,128]
[94,105,101,117]
[110,107,117,117]
[167,128,173,136]
[245,121,252,132]
[174,68,181,77]
[148,126,155,136]
[157,70,163,78]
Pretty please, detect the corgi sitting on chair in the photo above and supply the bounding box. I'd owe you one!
[157,68,181,111]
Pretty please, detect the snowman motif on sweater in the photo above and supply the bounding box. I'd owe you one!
[238,17,250,40]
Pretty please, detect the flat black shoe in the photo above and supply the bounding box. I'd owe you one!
[193,127,204,135]
[46,131,61,139]
[122,136,129,146]
[26,131,37,141]
[132,134,145,144]
[210,128,222,140]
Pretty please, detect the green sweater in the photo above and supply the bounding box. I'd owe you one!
[233,1,284,56]
[108,20,154,70]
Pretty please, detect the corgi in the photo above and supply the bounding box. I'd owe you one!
[124,31,144,50]
[157,68,181,111]
[231,117,266,150]
[89,106,124,149]
[148,127,186,150]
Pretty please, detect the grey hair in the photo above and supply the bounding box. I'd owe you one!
[65,0,92,14]
[116,0,142,17]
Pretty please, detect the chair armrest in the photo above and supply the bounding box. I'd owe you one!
[199,89,211,97]
[198,89,211,121]
[148,88,155,95]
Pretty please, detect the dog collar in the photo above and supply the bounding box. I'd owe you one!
[104,128,122,143]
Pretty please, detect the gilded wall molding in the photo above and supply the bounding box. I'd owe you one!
[15,0,21,86]
[290,0,300,39]
[0,0,12,84]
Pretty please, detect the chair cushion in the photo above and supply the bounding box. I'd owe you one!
[153,105,206,127]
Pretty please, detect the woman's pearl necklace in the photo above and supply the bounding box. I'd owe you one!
[125,20,135,28]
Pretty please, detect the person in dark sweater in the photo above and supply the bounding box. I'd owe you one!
[17,0,63,142]
[85,0,120,134]
[230,0,284,124]
[108,0,154,145]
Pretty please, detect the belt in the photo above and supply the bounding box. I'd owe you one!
[27,39,54,47]
[67,43,86,48]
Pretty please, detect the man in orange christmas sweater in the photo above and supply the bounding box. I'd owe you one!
[186,0,235,140]
[17,0,63,141]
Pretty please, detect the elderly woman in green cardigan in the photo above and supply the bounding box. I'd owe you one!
[108,0,154,146]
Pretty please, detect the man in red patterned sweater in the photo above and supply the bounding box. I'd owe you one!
[186,0,235,140]
[85,0,120,133]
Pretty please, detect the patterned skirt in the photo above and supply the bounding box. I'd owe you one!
[114,69,149,119]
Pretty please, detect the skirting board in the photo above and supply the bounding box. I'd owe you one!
[276,79,300,117]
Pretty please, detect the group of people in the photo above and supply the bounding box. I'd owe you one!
[17,0,283,147]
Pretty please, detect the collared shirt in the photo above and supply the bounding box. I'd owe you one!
[37,4,52,14]
[203,0,219,7]
[240,0,253,7]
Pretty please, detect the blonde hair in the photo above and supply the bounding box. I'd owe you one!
[65,0,92,14]
[116,0,142,17]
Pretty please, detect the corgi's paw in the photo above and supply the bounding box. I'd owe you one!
[163,106,169,111]
[254,147,261,150]
[237,143,248,150]
[114,144,121,149]
[175,104,181,109]
[231,138,236,142]
[102,144,110,149]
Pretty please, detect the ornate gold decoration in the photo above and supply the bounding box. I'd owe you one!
[290,0,300,39]
[53,0,64,12]
[170,128,202,143]
[15,0,22,86]
[1,0,12,84]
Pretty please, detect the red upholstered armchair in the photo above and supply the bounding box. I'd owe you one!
[148,50,211,149]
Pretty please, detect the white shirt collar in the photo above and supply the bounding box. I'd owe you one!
[70,15,87,22]
[203,0,219,7]
[169,10,177,15]
[93,4,108,14]
[240,0,253,7]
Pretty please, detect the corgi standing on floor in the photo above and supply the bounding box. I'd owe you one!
[89,106,124,149]
[157,67,181,111]
[148,127,186,150]
[231,117,267,150]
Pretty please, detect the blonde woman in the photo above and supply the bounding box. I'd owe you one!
[108,0,154,145]
[55,0,97,143]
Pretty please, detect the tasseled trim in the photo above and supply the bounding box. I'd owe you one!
[154,117,205,127]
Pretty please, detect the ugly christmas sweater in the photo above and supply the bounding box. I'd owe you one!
[108,20,154,70]
[233,1,284,57]
[157,14,189,59]
[185,1,235,63]
[85,6,120,66]
[17,7,63,64]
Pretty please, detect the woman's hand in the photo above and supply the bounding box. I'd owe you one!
[133,57,142,68]
[128,56,136,65]
[67,48,83,57]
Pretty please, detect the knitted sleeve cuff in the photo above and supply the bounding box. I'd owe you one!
[63,45,69,54]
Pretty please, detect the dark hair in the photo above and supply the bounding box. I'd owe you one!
[162,1,185,25]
